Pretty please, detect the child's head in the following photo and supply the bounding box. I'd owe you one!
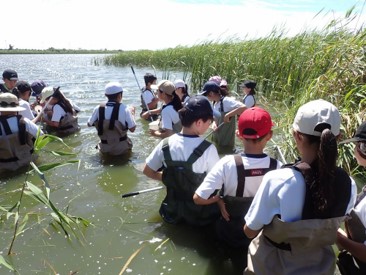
[237,107,273,141]
[341,121,366,166]
[104,82,123,101]
[240,80,256,95]
[179,95,216,128]
[144,73,157,86]
[199,81,221,101]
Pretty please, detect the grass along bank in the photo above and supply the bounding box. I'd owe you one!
[104,8,366,182]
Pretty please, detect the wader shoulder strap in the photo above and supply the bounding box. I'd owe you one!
[356,186,366,207]
[18,116,27,145]
[186,140,211,164]
[235,155,278,197]
[109,103,120,130]
[219,97,224,112]
[162,138,172,163]
[0,116,12,135]
[97,103,106,136]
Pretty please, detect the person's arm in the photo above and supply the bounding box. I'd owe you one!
[150,128,174,138]
[142,164,162,181]
[193,193,220,205]
[337,228,366,262]
[244,224,262,239]
[224,105,246,123]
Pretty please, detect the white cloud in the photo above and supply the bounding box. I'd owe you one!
[3,0,364,50]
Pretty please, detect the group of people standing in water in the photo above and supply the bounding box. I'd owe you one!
[1,67,365,274]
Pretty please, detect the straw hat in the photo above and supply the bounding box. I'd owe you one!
[0,93,25,112]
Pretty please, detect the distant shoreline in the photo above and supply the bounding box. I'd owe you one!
[0,49,121,54]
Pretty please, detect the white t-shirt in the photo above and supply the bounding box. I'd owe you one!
[142,89,156,106]
[160,105,180,131]
[245,168,357,231]
[51,104,67,122]
[195,154,282,199]
[88,102,136,129]
[213,96,244,113]
[0,115,42,138]
[146,133,220,173]
[243,94,255,108]
[19,99,35,120]
[354,191,366,241]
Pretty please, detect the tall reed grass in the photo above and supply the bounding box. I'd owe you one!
[104,7,366,180]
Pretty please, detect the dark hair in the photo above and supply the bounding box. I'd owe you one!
[106,92,122,102]
[179,107,213,127]
[170,92,183,112]
[144,73,157,85]
[52,87,74,114]
[180,84,190,102]
[302,128,338,217]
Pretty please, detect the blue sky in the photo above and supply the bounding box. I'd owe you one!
[3,0,365,51]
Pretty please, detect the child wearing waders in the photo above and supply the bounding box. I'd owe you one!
[140,73,159,121]
[336,121,366,275]
[143,95,220,226]
[240,80,256,108]
[87,82,136,156]
[193,107,282,271]
[199,81,246,153]
[243,99,357,275]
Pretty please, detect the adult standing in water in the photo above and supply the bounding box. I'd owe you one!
[88,82,136,156]
[336,121,366,274]
[243,99,357,275]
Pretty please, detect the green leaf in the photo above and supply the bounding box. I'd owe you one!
[0,255,15,271]
[35,160,79,172]
[50,150,76,156]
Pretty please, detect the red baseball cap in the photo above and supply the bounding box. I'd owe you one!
[238,107,273,139]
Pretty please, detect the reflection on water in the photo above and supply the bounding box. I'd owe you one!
[0,54,243,274]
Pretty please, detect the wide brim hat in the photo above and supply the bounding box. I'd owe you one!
[0,93,25,112]
[340,121,366,144]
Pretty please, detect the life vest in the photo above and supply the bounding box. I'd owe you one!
[0,115,34,171]
[216,155,277,248]
[245,161,352,275]
[210,96,236,151]
[337,186,366,274]
[160,138,219,226]
[45,103,80,136]
[95,102,132,156]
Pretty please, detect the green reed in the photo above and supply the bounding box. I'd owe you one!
[104,7,366,179]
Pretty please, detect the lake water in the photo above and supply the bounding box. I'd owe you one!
[0,54,245,275]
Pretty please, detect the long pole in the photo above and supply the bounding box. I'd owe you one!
[130,65,153,122]
[121,186,164,198]
[203,122,225,139]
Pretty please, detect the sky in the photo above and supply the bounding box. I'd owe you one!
[3,0,365,51]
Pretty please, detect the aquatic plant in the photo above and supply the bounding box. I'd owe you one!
[0,130,89,270]
[104,6,366,181]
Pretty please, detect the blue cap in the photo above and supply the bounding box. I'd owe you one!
[198,81,221,96]
[31,80,47,96]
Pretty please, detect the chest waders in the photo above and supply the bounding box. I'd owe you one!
[216,155,277,248]
[210,97,236,152]
[95,103,132,156]
[46,103,80,136]
[140,89,159,121]
[0,115,34,171]
[160,138,220,226]
[243,94,256,106]
[246,161,352,275]
[337,185,366,275]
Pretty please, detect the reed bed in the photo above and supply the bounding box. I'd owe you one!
[104,9,366,180]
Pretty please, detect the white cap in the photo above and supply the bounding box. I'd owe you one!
[292,99,341,136]
[105,82,123,95]
[40,86,55,103]
[174,79,185,89]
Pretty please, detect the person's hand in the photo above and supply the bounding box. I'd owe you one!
[149,129,157,136]
[128,105,135,116]
[141,111,150,120]
[217,199,230,221]
[224,114,231,123]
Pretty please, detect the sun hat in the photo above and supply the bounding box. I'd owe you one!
[292,99,341,137]
[198,81,221,96]
[208,75,222,85]
[40,86,55,103]
[220,79,228,87]
[238,107,273,139]
[174,79,186,89]
[340,121,366,144]
[151,80,175,95]
[105,82,123,95]
[0,93,25,112]
[16,80,32,93]
[2,69,18,81]
[31,80,47,96]
[239,80,256,89]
